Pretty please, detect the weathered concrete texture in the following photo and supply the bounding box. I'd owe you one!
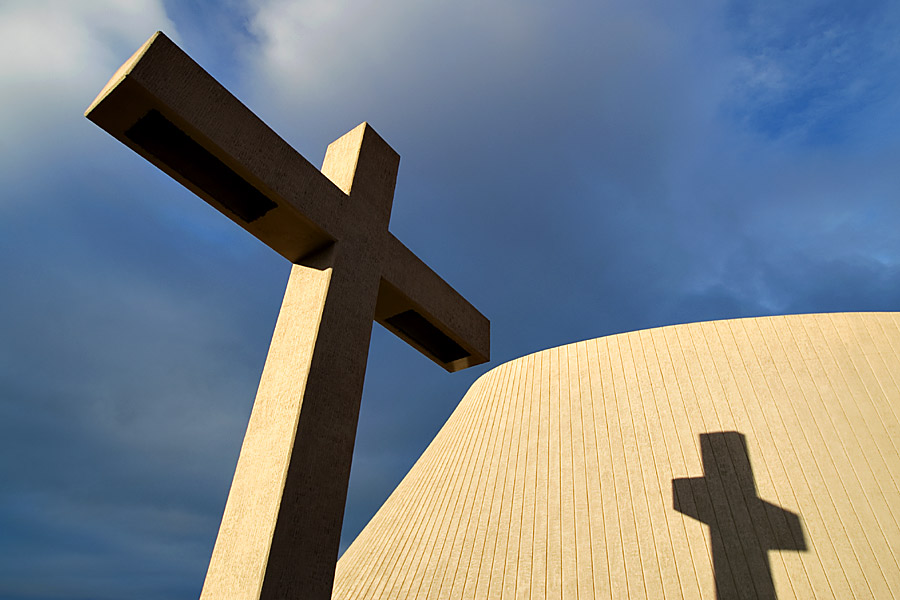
[86,31,489,600]
[334,312,900,599]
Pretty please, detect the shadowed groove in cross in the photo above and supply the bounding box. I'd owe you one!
[125,109,277,223]
[673,432,807,600]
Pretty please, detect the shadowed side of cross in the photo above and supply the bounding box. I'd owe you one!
[673,432,806,600]
[86,32,489,600]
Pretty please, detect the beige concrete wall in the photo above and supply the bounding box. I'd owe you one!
[332,312,900,599]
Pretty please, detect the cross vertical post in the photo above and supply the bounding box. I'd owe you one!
[86,32,489,600]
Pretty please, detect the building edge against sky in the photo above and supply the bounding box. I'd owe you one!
[333,312,900,599]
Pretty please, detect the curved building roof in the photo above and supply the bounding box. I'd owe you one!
[333,312,900,599]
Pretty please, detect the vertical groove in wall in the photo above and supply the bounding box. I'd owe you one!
[334,374,479,597]
[743,317,833,598]
[796,317,890,597]
[515,351,539,600]
[839,315,900,485]
[712,320,800,598]
[583,338,609,598]
[677,324,758,599]
[407,367,491,599]
[667,324,737,599]
[396,372,484,597]
[468,357,520,598]
[821,315,900,596]
[388,374,491,599]
[559,346,571,594]
[648,327,710,600]
[500,353,534,598]
[812,316,900,595]
[424,361,503,600]
[630,332,678,598]
[545,347,561,599]
[598,336,627,599]
[333,312,900,599]
[570,342,593,599]
[531,349,548,599]
[482,354,527,598]
[784,316,874,598]
[623,333,663,598]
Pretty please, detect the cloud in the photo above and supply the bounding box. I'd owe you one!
[724,0,900,142]
[0,0,176,182]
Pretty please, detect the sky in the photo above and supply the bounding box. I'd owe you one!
[1,0,899,598]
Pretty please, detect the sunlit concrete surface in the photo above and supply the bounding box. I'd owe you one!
[334,312,900,599]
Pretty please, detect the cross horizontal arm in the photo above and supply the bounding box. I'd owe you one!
[762,500,806,551]
[377,234,489,372]
[672,476,704,521]
[85,31,344,263]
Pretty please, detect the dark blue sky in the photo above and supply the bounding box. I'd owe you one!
[2,1,899,598]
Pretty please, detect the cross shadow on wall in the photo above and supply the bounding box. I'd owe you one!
[673,432,807,600]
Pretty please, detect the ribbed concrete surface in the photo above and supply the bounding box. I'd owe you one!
[333,312,900,599]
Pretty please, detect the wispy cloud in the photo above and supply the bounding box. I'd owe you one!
[724,0,900,142]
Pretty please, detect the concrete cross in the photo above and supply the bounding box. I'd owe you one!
[673,432,806,600]
[86,32,489,600]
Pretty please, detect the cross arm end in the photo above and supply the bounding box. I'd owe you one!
[85,31,343,263]
[377,235,489,373]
